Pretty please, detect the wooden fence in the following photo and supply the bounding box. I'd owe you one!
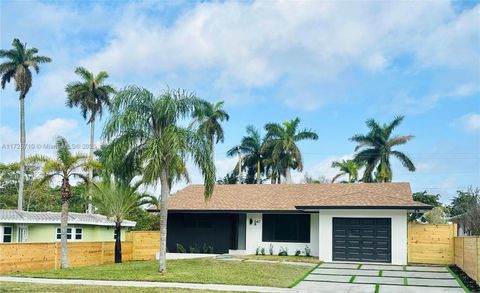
[0,231,158,273]
[407,223,456,265]
[455,237,480,284]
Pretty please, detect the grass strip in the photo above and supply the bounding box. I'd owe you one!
[288,262,321,288]
[403,277,408,285]
[357,264,362,269]
[403,265,407,271]
[447,266,471,293]
[349,275,356,283]
[378,270,382,277]
[374,284,380,293]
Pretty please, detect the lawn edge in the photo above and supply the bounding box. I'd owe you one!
[447,266,471,293]
[288,262,321,288]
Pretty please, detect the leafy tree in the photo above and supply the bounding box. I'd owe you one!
[217,172,238,184]
[331,159,363,183]
[29,137,89,268]
[448,187,478,217]
[128,207,160,231]
[66,67,115,213]
[227,126,265,184]
[412,191,442,207]
[93,179,151,263]
[350,116,415,182]
[303,173,329,184]
[0,38,51,210]
[424,206,447,224]
[102,86,215,272]
[191,101,229,156]
[263,118,318,183]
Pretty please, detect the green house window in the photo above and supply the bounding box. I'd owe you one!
[56,227,82,241]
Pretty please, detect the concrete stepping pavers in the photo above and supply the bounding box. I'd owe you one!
[379,285,465,293]
[354,276,405,285]
[293,281,375,293]
[281,261,316,266]
[320,263,360,269]
[407,278,460,287]
[312,268,379,276]
[361,264,404,271]
[383,270,454,279]
[244,259,279,263]
[305,274,351,282]
[406,265,448,272]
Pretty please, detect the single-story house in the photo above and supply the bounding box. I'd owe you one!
[0,209,136,243]
[149,182,430,265]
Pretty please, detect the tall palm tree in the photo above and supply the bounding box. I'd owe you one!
[331,159,363,183]
[102,86,215,272]
[66,67,115,213]
[29,137,89,268]
[227,125,264,184]
[192,101,229,156]
[92,179,151,263]
[351,115,415,182]
[0,38,51,210]
[264,118,318,183]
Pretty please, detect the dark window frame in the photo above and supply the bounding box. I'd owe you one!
[3,226,12,243]
[262,214,311,243]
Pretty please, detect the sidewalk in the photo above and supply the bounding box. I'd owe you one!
[0,276,290,292]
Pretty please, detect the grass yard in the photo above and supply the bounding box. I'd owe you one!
[9,258,312,288]
[0,282,232,293]
[236,255,320,264]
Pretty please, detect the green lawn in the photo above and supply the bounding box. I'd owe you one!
[9,258,312,288]
[0,282,233,293]
[236,255,321,264]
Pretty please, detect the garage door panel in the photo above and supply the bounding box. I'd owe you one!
[333,217,391,263]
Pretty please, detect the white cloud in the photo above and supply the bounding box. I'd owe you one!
[452,113,480,133]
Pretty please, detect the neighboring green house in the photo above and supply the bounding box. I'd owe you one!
[0,209,135,243]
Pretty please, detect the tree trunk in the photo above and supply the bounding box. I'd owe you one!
[114,223,122,263]
[87,120,95,214]
[60,177,71,269]
[285,168,292,184]
[158,168,170,272]
[18,95,26,210]
[256,161,261,184]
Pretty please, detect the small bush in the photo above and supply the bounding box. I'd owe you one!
[202,243,210,254]
[189,244,199,253]
[278,247,288,256]
[260,247,266,255]
[295,249,301,256]
[304,245,311,257]
[208,245,214,254]
[176,243,186,253]
[256,247,261,255]
[269,244,274,255]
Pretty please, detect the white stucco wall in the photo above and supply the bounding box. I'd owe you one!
[245,213,319,256]
[318,209,408,265]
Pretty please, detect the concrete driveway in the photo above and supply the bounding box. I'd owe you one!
[293,262,464,293]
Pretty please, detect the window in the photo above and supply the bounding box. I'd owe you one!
[56,227,82,241]
[17,225,28,242]
[183,214,212,229]
[262,214,310,243]
[3,226,12,243]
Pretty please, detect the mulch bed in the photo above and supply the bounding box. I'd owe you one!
[449,265,480,292]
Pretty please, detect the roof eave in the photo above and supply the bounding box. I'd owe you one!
[295,205,433,211]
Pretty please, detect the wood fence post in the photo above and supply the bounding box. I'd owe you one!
[54,242,58,269]
[101,242,105,264]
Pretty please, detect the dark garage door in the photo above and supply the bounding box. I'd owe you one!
[333,218,391,263]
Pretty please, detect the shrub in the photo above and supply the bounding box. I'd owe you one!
[278,247,288,256]
[260,247,266,255]
[189,244,199,253]
[202,243,210,254]
[256,247,261,255]
[176,243,186,253]
[304,245,311,257]
[269,244,274,255]
[208,245,214,254]
[295,249,301,256]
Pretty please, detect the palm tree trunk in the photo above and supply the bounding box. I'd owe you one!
[285,168,292,184]
[17,95,26,210]
[158,168,170,272]
[87,121,94,213]
[60,177,70,269]
[256,161,261,184]
[114,222,122,263]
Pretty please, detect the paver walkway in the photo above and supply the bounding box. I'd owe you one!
[294,262,465,293]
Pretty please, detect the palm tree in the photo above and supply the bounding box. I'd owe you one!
[0,38,51,210]
[191,100,229,156]
[331,159,363,183]
[66,67,115,213]
[92,179,151,263]
[351,115,415,182]
[29,137,88,268]
[102,86,215,272]
[227,126,264,184]
[264,118,318,183]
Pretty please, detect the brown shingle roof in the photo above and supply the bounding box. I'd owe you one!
[151,183,430,211]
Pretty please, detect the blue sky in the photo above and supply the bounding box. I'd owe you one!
[1,0,479,203]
